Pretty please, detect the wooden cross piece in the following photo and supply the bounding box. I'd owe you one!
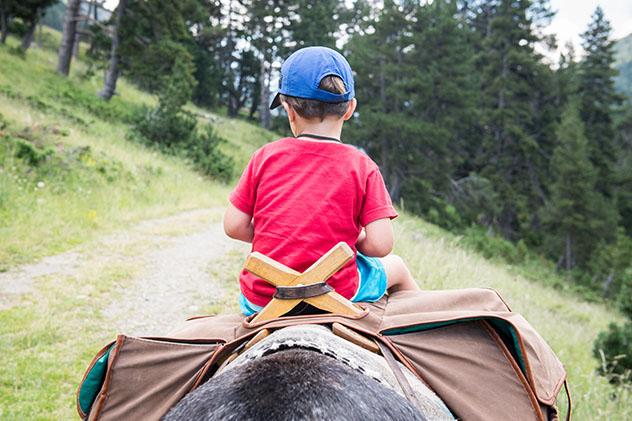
[244,242,364,323]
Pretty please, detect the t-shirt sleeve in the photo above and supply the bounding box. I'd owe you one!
[360,168,398,226]
[229,153,257,216]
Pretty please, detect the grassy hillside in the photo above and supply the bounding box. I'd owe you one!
[0,30,275,268]
[0,31,630,420]
[615,32,632,100]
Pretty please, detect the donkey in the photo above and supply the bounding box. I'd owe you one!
[163,325,454,421]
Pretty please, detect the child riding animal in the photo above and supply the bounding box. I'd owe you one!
[223,46,419,316]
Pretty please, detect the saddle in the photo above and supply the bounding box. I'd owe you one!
[77,243,570,421]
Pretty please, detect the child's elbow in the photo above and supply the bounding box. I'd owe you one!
[372,240,393,257]
[223,218,240,239]
[362,238,393,258]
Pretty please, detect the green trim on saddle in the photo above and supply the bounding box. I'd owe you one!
[78,346,112,415]
[382,318,527,375]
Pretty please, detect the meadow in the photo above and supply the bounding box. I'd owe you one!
[0,31,629,420]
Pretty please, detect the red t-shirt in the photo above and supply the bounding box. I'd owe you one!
[229,137,398,307]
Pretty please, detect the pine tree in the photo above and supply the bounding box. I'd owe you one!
[401,0,478,217]
[542,103,614,270]
[345,0,416,201]
[475,0,557,239]
[578,7,622,198]
[214,0,259,116]
[244,0,292,128]
[555,42,578,110]
[286,0,341,50]
[614,105,632,235]
[347,0,478,225]
[117,0,211,93]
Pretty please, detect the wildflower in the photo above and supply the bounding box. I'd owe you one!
[37,181,45,189]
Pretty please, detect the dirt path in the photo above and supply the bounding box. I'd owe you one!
[0,208,248,335]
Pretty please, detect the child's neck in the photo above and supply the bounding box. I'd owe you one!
[293,118,343,142]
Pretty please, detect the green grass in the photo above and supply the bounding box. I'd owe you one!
[0,32,274,268]
[0,29,630,421]
[187,105,277,170]
[0,250,139,420]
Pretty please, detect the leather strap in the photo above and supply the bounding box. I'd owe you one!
[564,380,572,421]
[376,340,428,421]
[274,282,333,299]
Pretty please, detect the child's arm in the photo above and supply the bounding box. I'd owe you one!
[356,217,393,257]
[224,203,254,243]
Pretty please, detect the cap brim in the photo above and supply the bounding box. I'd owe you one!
[269,93,282,110]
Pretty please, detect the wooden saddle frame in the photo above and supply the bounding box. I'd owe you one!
[244,242,364,323]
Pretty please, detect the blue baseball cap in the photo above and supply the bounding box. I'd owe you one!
[270,46,355,110]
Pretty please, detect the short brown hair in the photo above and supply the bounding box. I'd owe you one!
[280,75,350,121]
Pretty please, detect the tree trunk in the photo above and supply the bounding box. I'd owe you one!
[87,0,99,55]
[57,0,82,76]
[378,57,391,189]
[20,9,40,51]
[228,92,239,117]
[258,53,271,129]
[389,170,402,203]
[98,0,128,101]
[37,18,42,48]
[0,5,8,44]
[248,97,258,120]
[564,233,572,271]
[72,31,80,58]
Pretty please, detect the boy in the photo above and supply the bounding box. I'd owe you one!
[224,46,419,316]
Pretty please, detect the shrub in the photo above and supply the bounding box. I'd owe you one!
[460,226,523,264]
[127,39,196,95]
[0,112,7,130]
[132,111,234,182]
[447,174,501,227]
[133,106,197,150]
[6,136,54,166]
[131,55,234,182]
[593,321,632,384]
[1,123,125,189]
[132,56,199,150]
[618,280,632,319]
[587,229,632,299]
[186,126,234,182]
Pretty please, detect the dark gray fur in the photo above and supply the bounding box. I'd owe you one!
[163,349,425,421]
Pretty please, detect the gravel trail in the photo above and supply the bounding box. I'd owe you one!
[0,208,248,335]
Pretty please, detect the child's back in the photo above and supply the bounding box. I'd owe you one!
[230,136,396,307]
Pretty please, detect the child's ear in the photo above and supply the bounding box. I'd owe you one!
[282,101,298,136]
[282,101,296,123]
[343,99,357,121]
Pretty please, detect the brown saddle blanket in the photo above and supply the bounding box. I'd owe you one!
[78,288,568,421]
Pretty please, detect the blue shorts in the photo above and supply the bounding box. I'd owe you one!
[239,252,388,316]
